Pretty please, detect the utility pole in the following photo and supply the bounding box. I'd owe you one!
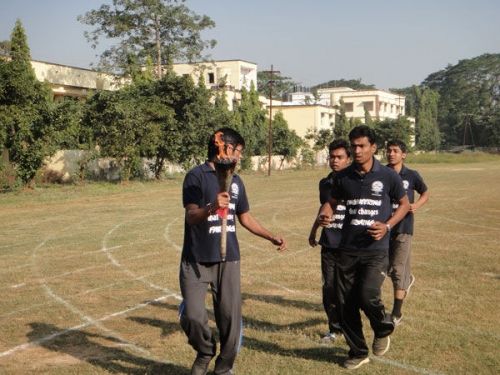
[262,65,280,176]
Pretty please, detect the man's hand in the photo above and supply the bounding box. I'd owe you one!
[367,221,389,241]
[317,214,332,227]
[308,235,318,247]
[270,235,287,252]
[409,203,417,213]
[215,192,230,210]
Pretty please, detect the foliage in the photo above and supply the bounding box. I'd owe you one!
[0,20,54,186]
[257,71,298,100]
[50,98,85,149]
[304,128,333,152]
[81,85,165,181]
[233,83,267,169]
[412,86,440,150]
[312,78,375,91]
[333,99,351,139]
[78,0,216,76]
[373,116,414,150]
[422,53,500,147]
[271,111,303,168]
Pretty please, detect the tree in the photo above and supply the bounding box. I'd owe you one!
[82,85,165,181]
[257,71,298,100]
[364,108,373,126]
[271,112,303,168]
[334,99,350,139]
[413,86,440,150]
[0,20,54,186]
[373,117,414,150]
[422,53,500,147]
[78,0,216,77]
[305,128,333,152]
[233,83,267,169]
[312,78,376,91]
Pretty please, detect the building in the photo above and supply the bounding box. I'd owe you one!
[30,60,124,100]
[316,87,405,121]
[172,59,258,110]
[271,103,336,139]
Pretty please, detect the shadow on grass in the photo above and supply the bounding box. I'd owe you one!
[128,316,181,337]
[243,335,347,366]
[242,293,322,312]
[26,322,189,375]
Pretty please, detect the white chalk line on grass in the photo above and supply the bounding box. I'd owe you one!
[0,265,178,321]
[30,235,159,361]
[0,293,178,360]
[101,221,182,299]
[7,250,161,290]
[372,357,444,375]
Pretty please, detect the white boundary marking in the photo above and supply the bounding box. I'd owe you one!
[0,293,177,359]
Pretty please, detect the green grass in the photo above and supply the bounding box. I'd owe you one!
[0,162,499,374]
[405,151,500,164]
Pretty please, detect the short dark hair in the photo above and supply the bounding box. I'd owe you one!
[207,127,245,159]
[386,139,407,153]
[329,139,351,158]
[348,125,376,145]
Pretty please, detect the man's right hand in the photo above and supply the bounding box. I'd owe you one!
[317,214,332,227]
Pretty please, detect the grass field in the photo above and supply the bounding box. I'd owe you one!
[0,159,499,374]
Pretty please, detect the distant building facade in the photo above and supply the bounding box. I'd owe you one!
[31,60,123,100]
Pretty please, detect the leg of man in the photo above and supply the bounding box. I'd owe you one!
[321,247,341,337]
[179,261,217,372]
[389,234,413,322]
[336,252,370,360]
[212,261,241,375]
[359,253,394,349]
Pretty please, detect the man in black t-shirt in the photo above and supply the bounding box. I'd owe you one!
[180,128,287,375]
[319,126,410,370]
[308,139,351,343]
[386,140,429,325]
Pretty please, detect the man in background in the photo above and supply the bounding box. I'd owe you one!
[386,140,429,325]
[308,139,351,343]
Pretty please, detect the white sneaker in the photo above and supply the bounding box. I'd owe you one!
[320,332,337,343]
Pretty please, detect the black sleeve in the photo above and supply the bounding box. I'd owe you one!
[330,174,344,201]
[389,170,407,201]
[182,170,202,207]
[413,171,428,195]
[319,177,332,204]
[235,177,250,214]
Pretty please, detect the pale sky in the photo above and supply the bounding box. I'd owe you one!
[1,0,499,90]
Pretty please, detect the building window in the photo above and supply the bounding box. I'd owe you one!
[344,102,354,112]
[363,101,374,111]
[208,72,215,84]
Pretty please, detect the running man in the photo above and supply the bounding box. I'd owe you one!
[318,126,410,370]
[386,140,429,325]
[308,139,351,343]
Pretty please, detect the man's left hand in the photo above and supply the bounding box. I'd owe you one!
[367,221,389,241]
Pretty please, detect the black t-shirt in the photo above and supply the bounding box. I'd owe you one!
[389,165,428,235]
[182,162,249,262]
[318,172,345,249]
[331,158,406,253]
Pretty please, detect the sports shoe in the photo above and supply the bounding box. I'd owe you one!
[392,314,403,326]
[406,274,416,297]
[320,331,337,343]
[372,335,391,356]
[343,356,370,369]
[191,353,213,375]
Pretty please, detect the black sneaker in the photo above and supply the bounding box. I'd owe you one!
[343,356,370,369]
[191,354,213,375]
[372,335,391,356]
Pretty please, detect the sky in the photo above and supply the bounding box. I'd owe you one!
[1,0,499,90]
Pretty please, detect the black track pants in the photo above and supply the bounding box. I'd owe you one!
[335,251,394,358]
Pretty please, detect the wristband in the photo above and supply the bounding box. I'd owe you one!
[385,223,391,232]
